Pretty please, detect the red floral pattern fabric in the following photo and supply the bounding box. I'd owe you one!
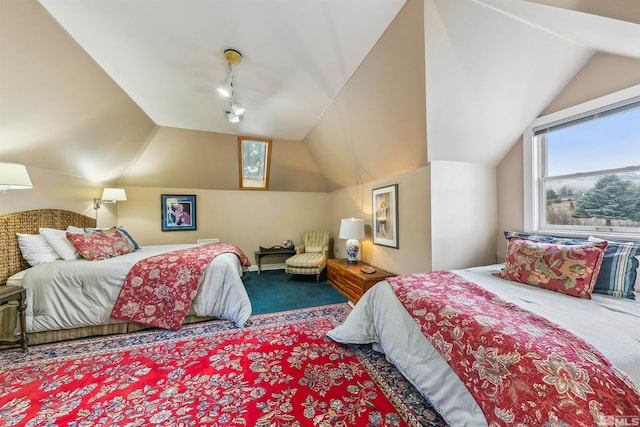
[0,306,439,426]
[66,228,134,260]
[111,242,251,330]
[495,237,607,298]
[388,271,640,426]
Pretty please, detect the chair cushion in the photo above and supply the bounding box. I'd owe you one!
[286,252,326,269]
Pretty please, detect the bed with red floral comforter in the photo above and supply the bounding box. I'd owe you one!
[328,265,640,426]
[18,243,252,338]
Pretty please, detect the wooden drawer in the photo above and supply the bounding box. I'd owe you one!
[327,258,394,303]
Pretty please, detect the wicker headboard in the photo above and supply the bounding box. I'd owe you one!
[0,209,96,285]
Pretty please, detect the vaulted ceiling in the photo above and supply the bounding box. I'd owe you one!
[2,0,640,192]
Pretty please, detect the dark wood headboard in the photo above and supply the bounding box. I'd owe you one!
[0,209,96,285]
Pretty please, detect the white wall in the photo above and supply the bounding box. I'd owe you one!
[430,161,497,270]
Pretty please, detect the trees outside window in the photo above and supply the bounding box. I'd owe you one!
[530,94,640,235]
[238,137,272,190]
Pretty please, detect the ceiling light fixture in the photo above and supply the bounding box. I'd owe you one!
[217,48,246,123]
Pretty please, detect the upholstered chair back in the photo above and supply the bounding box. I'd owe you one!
[302,231,329,253]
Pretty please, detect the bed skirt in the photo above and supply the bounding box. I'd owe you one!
[0,302,213,347]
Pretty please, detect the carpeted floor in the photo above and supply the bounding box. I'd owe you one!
[243,268,347,314]
[0,304,447,426]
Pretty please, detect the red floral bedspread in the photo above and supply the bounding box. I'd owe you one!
[387,271,640,426]
[111,243,250,330]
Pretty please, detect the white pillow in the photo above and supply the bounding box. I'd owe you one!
[66,225,86,233]
[16,233,61,266]
[39,227,81,261]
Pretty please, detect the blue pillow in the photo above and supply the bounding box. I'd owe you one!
[588,238,640,300]
[503,231,639,300]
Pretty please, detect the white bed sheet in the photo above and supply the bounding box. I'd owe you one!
[328,264,640,427]
[6,270,26,286]
[17,244,252,333]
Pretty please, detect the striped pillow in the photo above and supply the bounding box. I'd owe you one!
[588,237,640,300]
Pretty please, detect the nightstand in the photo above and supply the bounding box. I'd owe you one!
[0,285,28,352]
[327,258,395,303]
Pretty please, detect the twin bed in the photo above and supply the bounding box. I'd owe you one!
[0,209,251,346]
[330,235,640,426]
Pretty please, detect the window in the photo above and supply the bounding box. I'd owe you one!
[238,137,272,190]
[525,86,640,238]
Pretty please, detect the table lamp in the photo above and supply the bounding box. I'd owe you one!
[339,218,365,264]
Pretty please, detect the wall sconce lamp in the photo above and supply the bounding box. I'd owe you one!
[0,162,33,193]
[339,218,365,264]
[94,187,127,209]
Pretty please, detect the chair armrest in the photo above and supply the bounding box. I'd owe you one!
[296,246,305,255]
[322,245,329,257]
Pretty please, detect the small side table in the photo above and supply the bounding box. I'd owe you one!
[254,248,296,274]
[0,285,28,352]
[327,258,395,303]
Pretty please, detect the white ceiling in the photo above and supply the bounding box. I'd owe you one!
[38,0,406,141]
[425,0,640,165]
[37,0,640,164]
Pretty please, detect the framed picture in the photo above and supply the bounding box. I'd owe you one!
[161,194,196,231]
[372,184,398,248]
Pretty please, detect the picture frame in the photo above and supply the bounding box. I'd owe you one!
[372,184,398,248]
[161,194,197,231]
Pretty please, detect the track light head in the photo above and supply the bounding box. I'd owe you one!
[230,101,245,115]
[226,110,242,123]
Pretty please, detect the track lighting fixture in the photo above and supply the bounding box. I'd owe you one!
[216,49,245,123]
[216,72,233,98]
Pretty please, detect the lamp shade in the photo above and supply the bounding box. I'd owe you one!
[230,101,246,115]
[101,188,127,202]
[0,162,32,190]
[339,218,365,240]
[216,69,233,98]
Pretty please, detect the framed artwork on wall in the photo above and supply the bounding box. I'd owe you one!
[372,184,398,248]
[161,194,196,231]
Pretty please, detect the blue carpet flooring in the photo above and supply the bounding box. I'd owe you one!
[243,269,347,315]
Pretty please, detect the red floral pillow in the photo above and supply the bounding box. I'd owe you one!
[494,237,607,298]
[66,228,134,261]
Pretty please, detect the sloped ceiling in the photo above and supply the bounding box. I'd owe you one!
[424,0,640,166]
[2,0,640,191]
[0,0,156,184]
[38,0,406,142]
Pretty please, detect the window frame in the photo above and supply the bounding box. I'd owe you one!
[238,136,272,191]
[524,83,640,239]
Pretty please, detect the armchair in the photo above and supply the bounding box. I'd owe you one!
[285,231,330,283]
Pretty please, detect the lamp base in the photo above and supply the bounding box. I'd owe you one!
[345,239,360,264]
